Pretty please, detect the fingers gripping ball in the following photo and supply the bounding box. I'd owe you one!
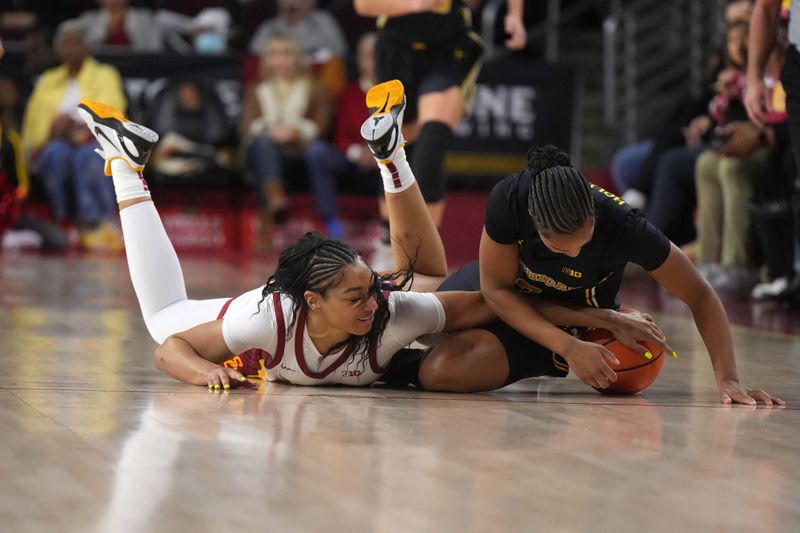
[583,328,665,395]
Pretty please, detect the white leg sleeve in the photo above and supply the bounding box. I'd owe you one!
[120,202,229,343]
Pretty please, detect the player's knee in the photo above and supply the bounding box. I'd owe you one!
[419,335,482,391]
[419,347,467,391]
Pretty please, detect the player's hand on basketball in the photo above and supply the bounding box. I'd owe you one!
[207,366,249,392]
[718,379,785,407]
[607,310,673,360]
[504,13,527,50]
[562,339,619,390]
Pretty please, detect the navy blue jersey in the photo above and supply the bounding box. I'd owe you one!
[485,170,672,308]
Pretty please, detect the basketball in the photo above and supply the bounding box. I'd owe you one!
[583,328,665,395]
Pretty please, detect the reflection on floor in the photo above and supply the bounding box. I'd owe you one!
[2,253,799,532]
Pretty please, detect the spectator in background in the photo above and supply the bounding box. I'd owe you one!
[248,0,348,97]
[693,20,769,292]
[147,80,234,178]
[154,6,233,55]
[611,4,755,243]
[191,7,231,54]
[241,34,331,250]
[71,0,164,52]
[22,21,126,252]
[305,32,378,240]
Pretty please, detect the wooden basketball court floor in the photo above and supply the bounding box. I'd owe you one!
[2,253,799,533]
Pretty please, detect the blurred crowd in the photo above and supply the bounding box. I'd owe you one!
[0,0,393,252]
[0,0,796,307]
[609,0,800,305]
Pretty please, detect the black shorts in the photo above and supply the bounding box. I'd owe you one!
[375,31,484,123]
[438,260,574,385]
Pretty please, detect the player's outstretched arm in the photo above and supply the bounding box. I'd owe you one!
[649,243,784,406]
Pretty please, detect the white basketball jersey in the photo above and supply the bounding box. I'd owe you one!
[221,288,446,386]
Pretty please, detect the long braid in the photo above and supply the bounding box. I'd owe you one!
[526,145,595,233]
[256,232,413,366]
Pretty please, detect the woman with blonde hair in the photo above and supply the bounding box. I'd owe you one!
[241,34,331,249]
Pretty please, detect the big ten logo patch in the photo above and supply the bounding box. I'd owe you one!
[457,85,537,141]
[562,267,582,278]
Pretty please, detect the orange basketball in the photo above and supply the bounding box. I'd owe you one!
[583,328,665,394]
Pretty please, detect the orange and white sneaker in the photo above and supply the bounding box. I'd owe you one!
[360,79,406,162]
[77,100,159,175]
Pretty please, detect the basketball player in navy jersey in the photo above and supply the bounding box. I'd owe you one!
[420,145,783,406]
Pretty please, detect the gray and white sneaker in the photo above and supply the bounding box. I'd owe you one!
[77,99,159,175]
[360,79,406,162]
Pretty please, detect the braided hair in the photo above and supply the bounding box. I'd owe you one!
[526,145,596,234]
[257,232,413,365]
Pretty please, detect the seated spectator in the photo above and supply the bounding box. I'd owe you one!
[146,80,235,179]
[241,34,331,250]
[71,0,164,52]
[694,20,770,292]
[608,49,722,246]
[248,0,348,97]
[21,21,126,252]
[305,32,379,240]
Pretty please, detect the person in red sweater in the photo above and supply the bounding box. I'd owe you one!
[305,32,378,240]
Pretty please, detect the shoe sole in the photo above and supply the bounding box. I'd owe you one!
[78,99,160,146]
[365,79,405,116]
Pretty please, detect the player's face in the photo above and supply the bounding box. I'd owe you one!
[315,262,378,336]
[538,220,595,258]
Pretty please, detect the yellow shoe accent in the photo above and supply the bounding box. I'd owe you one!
[365,79,405,116]
[79,99,130,122]
[104,155,144,177]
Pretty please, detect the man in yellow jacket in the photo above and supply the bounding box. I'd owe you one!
[22,20,127,252]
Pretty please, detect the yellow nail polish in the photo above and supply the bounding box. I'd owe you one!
[239,377,247,382]
[672,351,678,358]
[644,351,653,359]
[224,384,230,390]
[214,384,220,390]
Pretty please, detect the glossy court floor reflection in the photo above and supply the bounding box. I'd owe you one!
[1,253,799,533]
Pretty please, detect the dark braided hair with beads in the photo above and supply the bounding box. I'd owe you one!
[256,232,413,366]
[526,145,596,234]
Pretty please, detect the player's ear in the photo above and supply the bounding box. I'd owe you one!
[304,291,320,311]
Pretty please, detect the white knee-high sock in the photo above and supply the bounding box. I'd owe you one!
[378,147,416,193]
[110,158,151,203]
